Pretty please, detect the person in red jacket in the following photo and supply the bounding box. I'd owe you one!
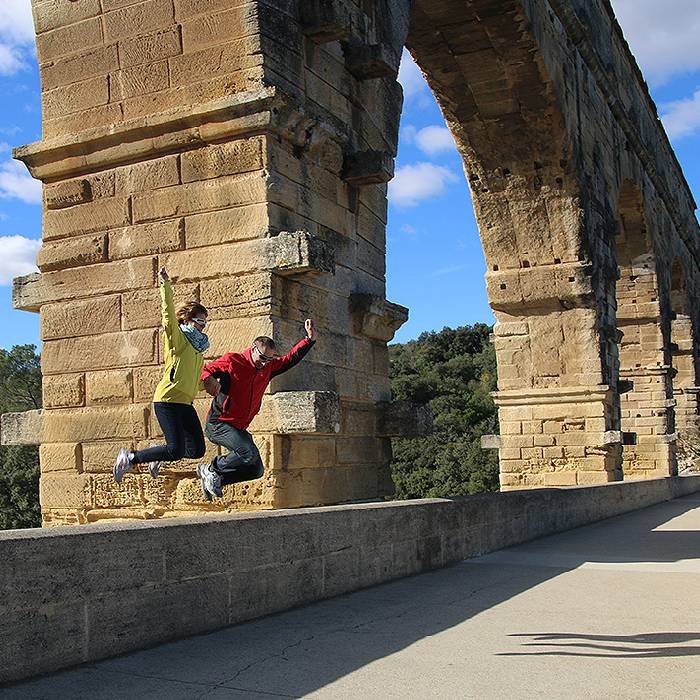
[196,319,317,500]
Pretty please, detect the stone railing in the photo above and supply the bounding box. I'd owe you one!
[2,475,699,685]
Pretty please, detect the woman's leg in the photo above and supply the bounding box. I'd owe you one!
[131,402,187,464]
[180,404,206,459]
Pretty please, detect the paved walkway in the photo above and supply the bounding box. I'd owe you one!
[4,494,700,699]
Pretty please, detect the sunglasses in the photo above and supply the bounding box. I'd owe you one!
[191,317,208,327]
[255,346,275,362]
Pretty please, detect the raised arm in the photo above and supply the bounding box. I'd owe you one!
[270,320,317,378]
[159,267,186,353]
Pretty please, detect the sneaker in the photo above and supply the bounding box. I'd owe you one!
[113,448,134,483]
[148,461,162,479]
[196,463,223,500]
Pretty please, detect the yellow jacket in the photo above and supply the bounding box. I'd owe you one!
[153,280,204,404]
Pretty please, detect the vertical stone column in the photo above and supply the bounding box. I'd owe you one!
[15,0,409,523]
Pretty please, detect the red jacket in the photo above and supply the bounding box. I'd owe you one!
[200,337,315,430]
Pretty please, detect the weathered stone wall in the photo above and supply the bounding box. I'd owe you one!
[9,0,700,519]
[2,474,699,685]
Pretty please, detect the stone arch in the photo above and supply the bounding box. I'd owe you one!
[669,259,700,469]
[613,180,676,479]
[11,0,700,523]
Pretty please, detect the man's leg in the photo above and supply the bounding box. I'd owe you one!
[205,420,265,485]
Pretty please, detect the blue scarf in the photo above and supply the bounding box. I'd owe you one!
[179,323,210,353]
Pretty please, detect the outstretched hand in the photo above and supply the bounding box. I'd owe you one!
[203,376,220,397]
[158,266,170,283]
[305,318,316,340]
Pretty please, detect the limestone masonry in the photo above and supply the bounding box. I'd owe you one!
[4,0,699,524]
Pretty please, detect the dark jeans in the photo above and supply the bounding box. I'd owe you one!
[205,418,265,486]
[132,402,206,464]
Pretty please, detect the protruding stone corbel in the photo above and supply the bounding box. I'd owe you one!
[480,434,502,449]
[345,43,398,80]
[300,0,351,43]
[349,294,408,341]
[13,272,42,313]
[0,409,43,446]
[377,400,432,437]
[266,231,335,277]
[249,391,341,434]
[342,150,394,185]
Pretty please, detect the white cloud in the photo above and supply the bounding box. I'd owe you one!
[398,49,429,100]
[0,159,41,204]
[0,0,36,76]
[660,88,700,141]
[611,0,700,87]
[415,125,455,156]
[0,235,40,285]
[400,224,417,235]
[432,265,467,277]
[389,162,458,207]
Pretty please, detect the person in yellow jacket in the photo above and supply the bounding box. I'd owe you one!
[113,266,212,482]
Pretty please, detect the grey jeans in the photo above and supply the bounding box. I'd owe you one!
[205,419,265,486]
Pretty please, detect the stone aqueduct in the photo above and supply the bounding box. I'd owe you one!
[5,0,699,524]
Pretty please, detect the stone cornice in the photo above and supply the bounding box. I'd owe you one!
[13,86,343,182]
[493,385,613,406]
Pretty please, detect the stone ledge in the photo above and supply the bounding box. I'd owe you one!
[0,409,43,446]
[350,294,408,342]
[1,475,699,685]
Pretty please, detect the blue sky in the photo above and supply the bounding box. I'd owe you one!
[0,0,699,350]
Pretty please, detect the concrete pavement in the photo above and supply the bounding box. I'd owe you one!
[3,494,700,699]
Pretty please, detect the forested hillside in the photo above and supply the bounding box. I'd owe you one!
[0,345,41,529]
[389,324,499,498]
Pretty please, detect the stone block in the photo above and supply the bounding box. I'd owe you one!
[110,61,170,101]
[543,472,578,486]
[248,391,341,434]
[118,27,183,68]
[36,17,103,63]
[110,219,184,260]
[115,155,180,194]
[169,36,262,87]
[285,436,337,469]
[42,330,157,374]
[345,43,398,80]
[44,197,131,241]
[39,472,91,509]
[350,294,408,341]
[43,374,85,409]
[132,172,267,222]
[33,0,102,34]
[103,0,175,42]
[342,150,394,185]
[20,258,156,310]
[42,405,150,443]
[41,75,109,120]
[162,231,333,283]
[40,44,119,91]
[44,104,125,140]
[199,273,274,314]
[184,203,269,248]
[86,370,134,405]
[300,0,351,43]
[81,441,131,473]
[133,366,165,401]
[37,233,108,272]
[39,443,82,473]
[0,410,43,446]
[44,178,92,210]
[205,316,273,358]
[179,3,252,52]
[181,137,264,183]
[41,295,121,340]
[122,283,199,330]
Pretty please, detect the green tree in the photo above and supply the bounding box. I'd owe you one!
[389,324,499,499]
[0,345,42,529]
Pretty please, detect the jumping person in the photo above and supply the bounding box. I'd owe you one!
[196,320,317,500]
[113,266,214,482]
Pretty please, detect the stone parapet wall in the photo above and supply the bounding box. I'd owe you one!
[2,475,699,686]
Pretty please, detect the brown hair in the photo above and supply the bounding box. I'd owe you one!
[176,301,208,325]
[253,335,275,350]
